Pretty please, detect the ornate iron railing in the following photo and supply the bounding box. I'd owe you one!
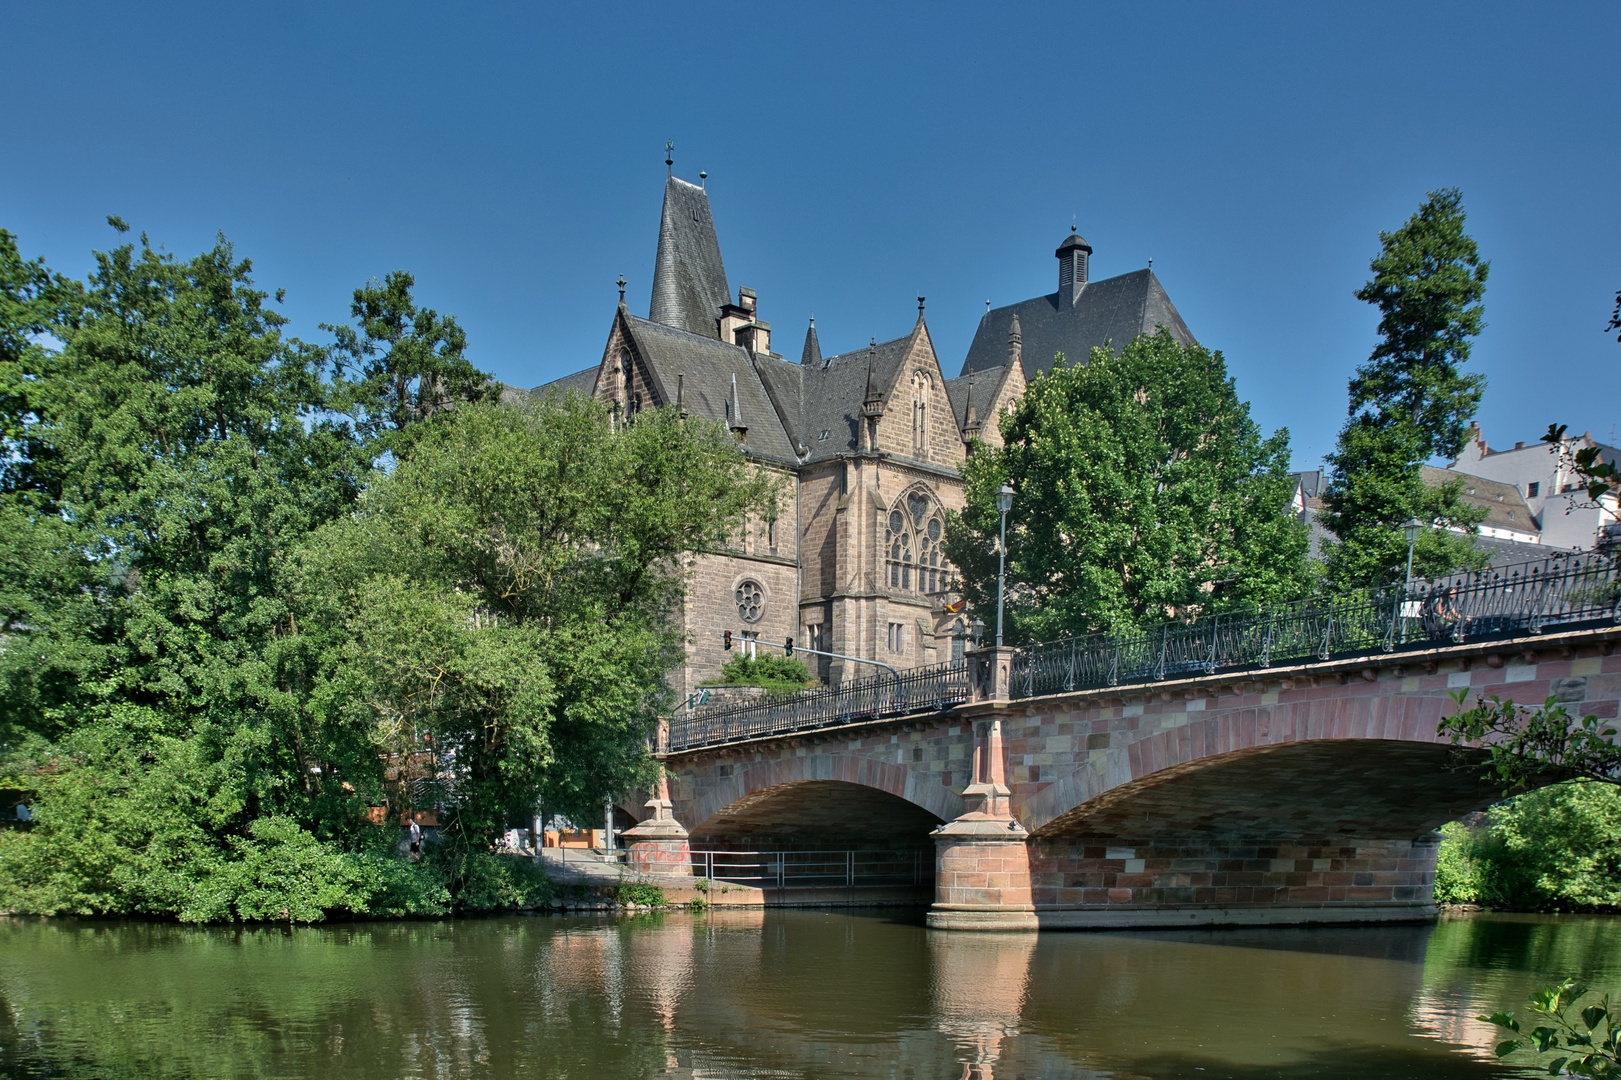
[665,660,970,753]
[1014,553,1620,699]
[662,555,1618,752]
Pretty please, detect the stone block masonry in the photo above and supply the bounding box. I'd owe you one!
[656,626,1621,929]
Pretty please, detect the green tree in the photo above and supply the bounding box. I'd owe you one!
[1321,188,1491,587]
[944,331,1313,641]
[325,269,497,446]
[301,395,774,846]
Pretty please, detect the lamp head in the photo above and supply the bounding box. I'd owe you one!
[995,482,1014,514]
[970,617,985,646]
[1402,517,1424,544]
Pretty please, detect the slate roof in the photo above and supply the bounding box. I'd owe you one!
[530,366,598,398]
[944,366,1008,431]
[960,268,1194,379]
[618,313,801,466]
[1423,466,1540,535]
[798,330,918,465]
[650,177,730,339]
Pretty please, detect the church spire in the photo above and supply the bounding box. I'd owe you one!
[1007,313,1022,370]
[650,173,731,338]
[800,315,822,367]
[728,372,747,443]
[963,370,981,441]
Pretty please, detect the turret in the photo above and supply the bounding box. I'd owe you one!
[1056,226,1092,307]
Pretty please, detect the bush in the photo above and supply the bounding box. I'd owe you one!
[1435,782,1621,912]
[709,654,814,693]
[614,882,666,908]
[687,894,708,911]
[437,849,553,911]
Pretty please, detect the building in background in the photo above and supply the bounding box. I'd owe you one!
[530,172,1194,698]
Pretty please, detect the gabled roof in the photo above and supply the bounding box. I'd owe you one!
[530,366,598,398]
[960,268,1194,379]
[618,313,800,466]
[1422,465,1539,535]
[649,177,730,339]
[944,364,1011,432]
[798,331,916,464]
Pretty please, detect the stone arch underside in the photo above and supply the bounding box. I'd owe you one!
[1027,739,1502,842]
[681,755,962,846]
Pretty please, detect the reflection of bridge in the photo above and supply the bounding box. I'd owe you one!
[625,556,1621,930]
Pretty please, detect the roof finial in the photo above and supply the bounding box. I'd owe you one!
[699,170,707,189]
[665,140,673,176]
[917,296,925,318]
[1148,257,1153,270]
[985,299,991,316]
[616,274,626,304]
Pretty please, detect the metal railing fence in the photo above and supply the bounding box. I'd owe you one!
[666,660,970,753]
[689,848,929,888]
[1015,553,1619,698]
[662,554,1617,752]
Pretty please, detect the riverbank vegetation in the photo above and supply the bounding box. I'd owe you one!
[0,224,769,921]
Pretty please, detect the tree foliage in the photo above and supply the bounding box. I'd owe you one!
[944,331,1313,640]
[0,222,766,920]
[1483,979,1621,1077]
[1435,783,1621,912]
[1322,188,1490,588]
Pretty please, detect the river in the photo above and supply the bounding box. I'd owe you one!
[1,909,1615,1079]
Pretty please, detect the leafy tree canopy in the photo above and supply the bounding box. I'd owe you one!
[944,331,1313,641]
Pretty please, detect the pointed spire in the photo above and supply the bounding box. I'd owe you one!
[1007,313,1022,370]
[861,337,885,453]
[729,372,747,442]
[800,315,822,367]
[676,372,686,418]
[964,370,981,439]
[650,172,730,338]
[863,337,881,405]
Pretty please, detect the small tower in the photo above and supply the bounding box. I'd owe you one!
[861,338,885,452]
[1007,313,1022,370]
[800,315,822,367]
[1056,226,1092,308]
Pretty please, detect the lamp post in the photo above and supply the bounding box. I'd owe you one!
[995,482,1014,647]
[1401,517,1424,592]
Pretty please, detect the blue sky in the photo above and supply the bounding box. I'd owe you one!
[3,2,1616,469]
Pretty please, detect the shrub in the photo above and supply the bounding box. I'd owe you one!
[687,894,708,912]
[710,654,814,693]
[614,881,666,908]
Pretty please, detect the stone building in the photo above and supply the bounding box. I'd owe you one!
[532,173,1194,701]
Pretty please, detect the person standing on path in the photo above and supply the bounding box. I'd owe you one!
[405,815,422,860]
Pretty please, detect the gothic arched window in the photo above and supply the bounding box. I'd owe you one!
[886,489,948,595]
[910,371,931,458]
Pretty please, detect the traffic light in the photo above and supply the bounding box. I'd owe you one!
[784,636,794,657]
[723,630,733,650]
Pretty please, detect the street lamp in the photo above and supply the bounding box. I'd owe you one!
[1401,517,1424,591]
[995,482,1014,647]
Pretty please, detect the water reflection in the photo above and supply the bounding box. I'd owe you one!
[2,911,1615,1079]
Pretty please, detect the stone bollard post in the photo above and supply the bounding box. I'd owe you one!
[621,725,692,876]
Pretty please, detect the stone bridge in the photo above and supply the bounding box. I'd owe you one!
[625,623,1621,930]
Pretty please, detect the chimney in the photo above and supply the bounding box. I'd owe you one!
[1055,227,1093,307]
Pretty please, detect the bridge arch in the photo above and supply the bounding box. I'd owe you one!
[681,754,964,844]
[1017,691,1482,835]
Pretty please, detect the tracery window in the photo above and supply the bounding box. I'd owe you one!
[910,371,931,457]
[886,489,948,595]
[735,579,764,623]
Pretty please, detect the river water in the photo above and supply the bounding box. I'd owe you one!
[1,909,1614,1079]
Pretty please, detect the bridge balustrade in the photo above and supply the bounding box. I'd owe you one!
[665,554,1619,753]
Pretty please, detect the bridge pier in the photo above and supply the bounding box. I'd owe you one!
[928,717,1039,931]
[623,767,692,876]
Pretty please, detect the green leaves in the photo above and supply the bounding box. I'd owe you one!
[1481,981,1621,1077]
[1322,189,1490,589]
[945,330,1313,640]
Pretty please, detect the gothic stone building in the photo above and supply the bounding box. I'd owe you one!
[533,174,1194,702]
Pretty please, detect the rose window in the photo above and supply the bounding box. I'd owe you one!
[735,580,764,623]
